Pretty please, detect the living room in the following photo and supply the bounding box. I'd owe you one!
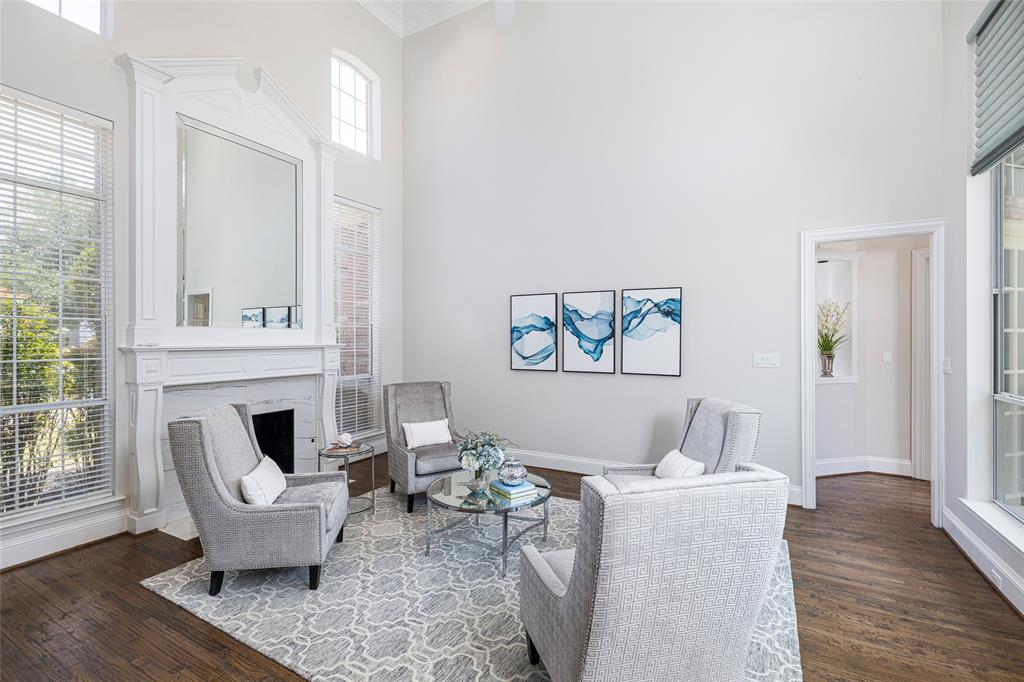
[1,0,1023,680]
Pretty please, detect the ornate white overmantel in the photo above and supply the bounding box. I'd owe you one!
[116,55,344,533]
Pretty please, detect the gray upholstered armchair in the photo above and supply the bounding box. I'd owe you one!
[383,381,463,512]
[603,396,762,478]
[167,404,348,595]
[520,463,789,681]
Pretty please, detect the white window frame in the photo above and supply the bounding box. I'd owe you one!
[330,49,381,161]
[992,145,1024,523]
[24,0,113,37]
[333,196,382,439]
[0,85,117,521]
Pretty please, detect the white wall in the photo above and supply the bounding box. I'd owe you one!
[402,0,943,482]
[816,236,927,476]
[0,0,403,559]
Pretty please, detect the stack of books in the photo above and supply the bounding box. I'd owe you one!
[489,479,537,503]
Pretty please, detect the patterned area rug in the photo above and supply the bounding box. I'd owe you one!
[143,491,802,681]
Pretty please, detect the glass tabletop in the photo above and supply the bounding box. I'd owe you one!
[426,469,551,514]
[318,442,374,458]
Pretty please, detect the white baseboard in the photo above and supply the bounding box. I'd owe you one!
[0,497,128,569]
[127,508,165,534]
[816,456,913,477]
[788,485,802,506]
[942,505,1024,615]
[507,448,627,476]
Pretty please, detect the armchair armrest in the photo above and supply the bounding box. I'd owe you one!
[285,470,347,488]
[602,464,657,476]
[520,545,569,598]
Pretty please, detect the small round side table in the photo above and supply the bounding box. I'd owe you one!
[318,442,375,514]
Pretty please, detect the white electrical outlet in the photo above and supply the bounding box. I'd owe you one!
[943,357,953,374]
[752,353,781,368]
[882,351,893,364]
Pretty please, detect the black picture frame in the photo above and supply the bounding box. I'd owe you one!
[561,289,616,374]
[510,292,558,371]
[620,286,682,377]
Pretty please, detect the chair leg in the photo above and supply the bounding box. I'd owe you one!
[336,526,344,543]
[526,630,540,665]
[390,478,396,493]
[407,494,415,513]
[309,565,321,590]
[209,571,224,596]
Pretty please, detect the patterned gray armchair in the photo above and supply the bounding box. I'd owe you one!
[383,381,463,512]
[167,404,348,596]
[520,463,789,681]
[603,397,762,478]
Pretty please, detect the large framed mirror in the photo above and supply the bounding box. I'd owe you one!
[176,114,303,328]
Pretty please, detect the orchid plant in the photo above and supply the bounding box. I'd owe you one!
[817,298,851,355]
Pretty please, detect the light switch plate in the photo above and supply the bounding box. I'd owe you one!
[752,353,781,368]
[943,357,952,374]
[882,351,893,364]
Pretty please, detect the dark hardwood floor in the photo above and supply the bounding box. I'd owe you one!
[2,461,1021,681]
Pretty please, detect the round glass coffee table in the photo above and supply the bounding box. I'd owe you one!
[425,469,551,576]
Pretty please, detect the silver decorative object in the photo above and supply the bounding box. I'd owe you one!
[820,353,835,378]
[498,457,528,486]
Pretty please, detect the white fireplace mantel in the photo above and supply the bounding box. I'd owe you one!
[116,55,344,533]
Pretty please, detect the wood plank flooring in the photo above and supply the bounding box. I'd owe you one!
[2,461,1021,681]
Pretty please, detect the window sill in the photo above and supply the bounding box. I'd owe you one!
[0,494,127,534]
[960,498,1024,559]
[816,376,860,385]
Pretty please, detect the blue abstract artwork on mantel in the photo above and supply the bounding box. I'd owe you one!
[562,290,615,373]
[510,293,558,371]
[622,287,682,376]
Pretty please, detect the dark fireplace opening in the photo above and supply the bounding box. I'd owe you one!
[252,409,295,474]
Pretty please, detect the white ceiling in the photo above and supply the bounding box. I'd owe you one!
[356,0,487,38]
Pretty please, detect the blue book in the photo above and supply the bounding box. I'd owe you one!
[489,479,535,494]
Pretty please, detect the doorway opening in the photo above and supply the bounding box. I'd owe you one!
[800,220,944,527]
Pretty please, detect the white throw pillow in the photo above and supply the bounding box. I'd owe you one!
[655,449,706,479]
[240,456,287,505]
[402,419,452,449]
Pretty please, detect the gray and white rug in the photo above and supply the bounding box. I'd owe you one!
[143,491,802,681]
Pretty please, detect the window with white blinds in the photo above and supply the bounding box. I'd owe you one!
[333,198,381,438]
[969,0,1024,175]
[0,90,114,515]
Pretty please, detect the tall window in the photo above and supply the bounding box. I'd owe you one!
[0,89,114,515]
[993,141,1024,523]
[330,52,378,159]
[334,197,381,437]
[25,0,107,35]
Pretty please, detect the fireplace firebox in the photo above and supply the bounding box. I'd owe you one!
[251,409,295,474]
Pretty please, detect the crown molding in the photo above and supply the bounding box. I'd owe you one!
[356,0,486,38]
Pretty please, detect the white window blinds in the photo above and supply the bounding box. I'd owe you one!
[333,198,382,438]
[969,0,1024,175]
[0,90,114,515]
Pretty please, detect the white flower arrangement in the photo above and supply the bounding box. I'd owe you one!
[456,430,511,477]
[817,298,851,355]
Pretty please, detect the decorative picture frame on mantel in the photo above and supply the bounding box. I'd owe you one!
[621,287,682,376]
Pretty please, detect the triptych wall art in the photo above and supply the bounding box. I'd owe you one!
[509,287,681,376]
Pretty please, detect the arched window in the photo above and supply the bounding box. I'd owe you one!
[330,51,380,159]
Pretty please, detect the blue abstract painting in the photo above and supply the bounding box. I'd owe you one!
[511,293,557,371]
[622,287,681,376]
[563,290,615,373]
